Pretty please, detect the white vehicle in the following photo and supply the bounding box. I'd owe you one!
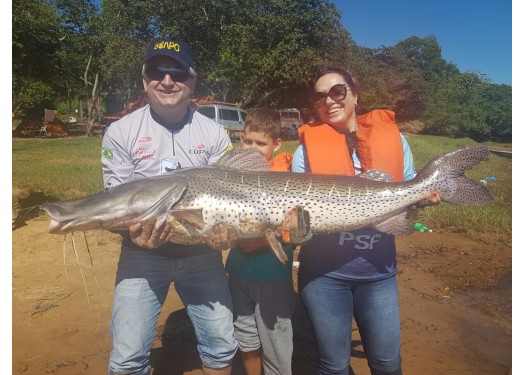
[278,108,302,129]
[278,108,301,140]
[196,102,247,132]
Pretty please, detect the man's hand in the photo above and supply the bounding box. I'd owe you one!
[129,217,174,250]
[202,223,239,251]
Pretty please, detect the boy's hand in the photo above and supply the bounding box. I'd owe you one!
[276,206,313,244]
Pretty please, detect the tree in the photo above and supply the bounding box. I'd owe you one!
[423,72,491,140]
[95,0,365,115]
[98,0,162,114]
[354,36,461,121]
[480,83,512,141]
[52,0,104,134]
[12,0,62,119]
[12,0,511,142]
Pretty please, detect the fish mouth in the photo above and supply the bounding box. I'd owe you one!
[48,219,66,234]
[41,206,73,233]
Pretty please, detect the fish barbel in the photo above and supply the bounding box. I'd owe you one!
[40,146,493,263]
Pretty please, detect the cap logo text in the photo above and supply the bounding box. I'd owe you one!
[154,41,180,52]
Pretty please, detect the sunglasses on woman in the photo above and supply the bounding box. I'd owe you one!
[145,66,190,82]
[312,83,350,108]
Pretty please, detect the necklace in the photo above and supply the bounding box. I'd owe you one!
[346,131,358,156]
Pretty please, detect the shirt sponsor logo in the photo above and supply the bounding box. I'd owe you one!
[161,159,181,174]
[189,143,208,155]
[134,147,156,161]
[138,136,152,143]
[339,232,382,250]
[101,147,114,160]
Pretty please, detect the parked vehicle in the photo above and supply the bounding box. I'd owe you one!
[278,108,302,140]
[279,108,302,128]
[197,102,247,131]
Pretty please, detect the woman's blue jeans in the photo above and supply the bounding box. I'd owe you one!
[299,269,402,375]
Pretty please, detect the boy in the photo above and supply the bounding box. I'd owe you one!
[225,107,294,375]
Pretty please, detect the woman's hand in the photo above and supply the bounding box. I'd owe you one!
[416,192,442,208]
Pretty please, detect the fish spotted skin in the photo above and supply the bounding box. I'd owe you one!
[41,146,493,242]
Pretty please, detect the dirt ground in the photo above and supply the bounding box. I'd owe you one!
[12,216,512,375]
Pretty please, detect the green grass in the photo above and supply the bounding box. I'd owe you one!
[12,137,104,207]
[13,135,511,241]
[403,134,512,242]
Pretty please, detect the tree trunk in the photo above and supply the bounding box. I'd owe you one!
[82,54,100,136]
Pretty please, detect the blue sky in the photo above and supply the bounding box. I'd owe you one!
[331,0,512,86]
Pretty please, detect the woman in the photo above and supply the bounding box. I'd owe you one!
[292,66,420,375]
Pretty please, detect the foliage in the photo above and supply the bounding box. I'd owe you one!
[12,0,63,118]
[98,0,154,112]
[480,84,512,141]
[15,81,56,118]
[11,0,511,142]
[422,72,510,141]
[52,0,104,134]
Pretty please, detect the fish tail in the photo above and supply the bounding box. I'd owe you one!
[415,146,494,206]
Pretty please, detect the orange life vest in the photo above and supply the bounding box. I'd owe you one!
[270,152,293,171]
[299,109,404,182]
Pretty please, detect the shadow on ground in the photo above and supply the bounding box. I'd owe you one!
[151,293,363,375]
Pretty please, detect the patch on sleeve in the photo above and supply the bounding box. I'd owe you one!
[101,147,114,160]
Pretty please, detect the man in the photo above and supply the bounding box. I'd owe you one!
[102,37,237,375]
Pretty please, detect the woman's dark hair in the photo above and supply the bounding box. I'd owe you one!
[314,66,359,95]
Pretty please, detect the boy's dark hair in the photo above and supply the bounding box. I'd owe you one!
[244,107,282,140]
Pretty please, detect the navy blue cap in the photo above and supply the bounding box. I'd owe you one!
[143,38,194,67]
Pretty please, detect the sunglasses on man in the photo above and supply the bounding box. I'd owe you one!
[145,66,190,82]
[312,83,351,108]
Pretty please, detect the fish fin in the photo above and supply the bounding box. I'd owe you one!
[264,228,289,264]
[415,146,493,206]
[374,212,414,236]
[165,217,204,245]
[215,147,271,171]
[359,169,392,182]
[169,209,206,229]
[164,210,206,245]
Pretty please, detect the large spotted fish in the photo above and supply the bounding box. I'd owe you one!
[40,146,493,263]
